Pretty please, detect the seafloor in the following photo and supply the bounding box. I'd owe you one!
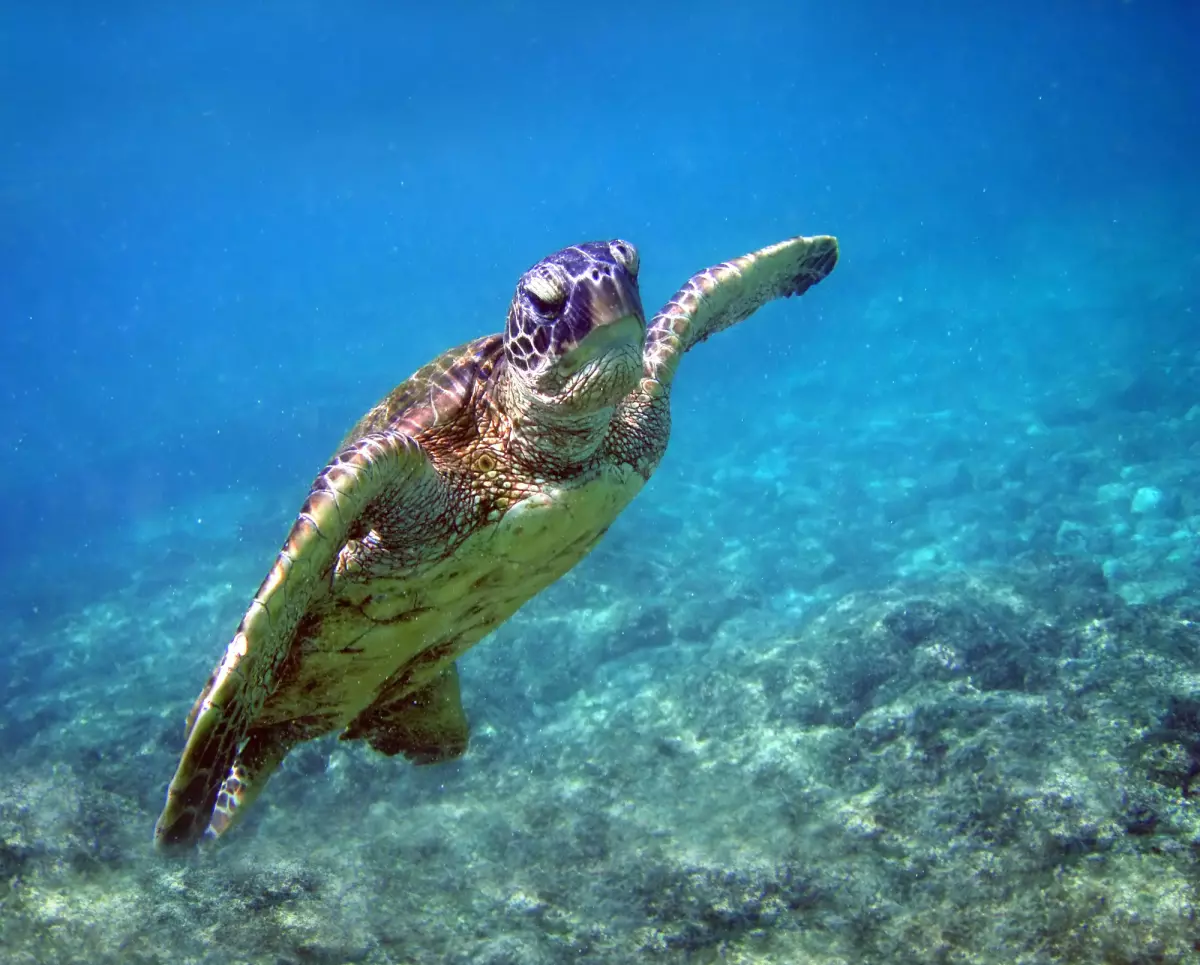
[3,234,1199,963]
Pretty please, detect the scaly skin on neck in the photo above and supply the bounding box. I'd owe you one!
[489,358,620,476]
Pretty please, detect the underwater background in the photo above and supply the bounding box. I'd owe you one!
[2,2,1199,962]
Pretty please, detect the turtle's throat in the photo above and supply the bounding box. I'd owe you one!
[492,365,614,474]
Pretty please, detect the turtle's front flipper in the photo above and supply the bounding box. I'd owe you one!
[643,234,838,388]
[341,662,470,765]
[154,431,445,852]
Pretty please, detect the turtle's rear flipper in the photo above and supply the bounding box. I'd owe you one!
[155,431,444,852]
[343,663,470,765]
[206,725,300,840]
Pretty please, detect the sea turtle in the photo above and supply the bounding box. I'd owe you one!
[155,232,839,850]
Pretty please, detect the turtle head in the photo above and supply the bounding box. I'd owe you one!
[503,240,645,414]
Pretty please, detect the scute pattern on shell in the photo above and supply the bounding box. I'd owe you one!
[340,335,505,450]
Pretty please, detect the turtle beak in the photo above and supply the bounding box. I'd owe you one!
[587,270,645,332]
[560,270,645,371]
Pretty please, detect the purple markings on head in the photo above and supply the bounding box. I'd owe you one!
[504,241,643,373]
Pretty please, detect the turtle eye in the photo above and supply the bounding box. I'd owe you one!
[611,240,639,276]
[524,273,566,316]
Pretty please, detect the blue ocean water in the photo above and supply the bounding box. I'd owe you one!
[1,3,1198,962]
